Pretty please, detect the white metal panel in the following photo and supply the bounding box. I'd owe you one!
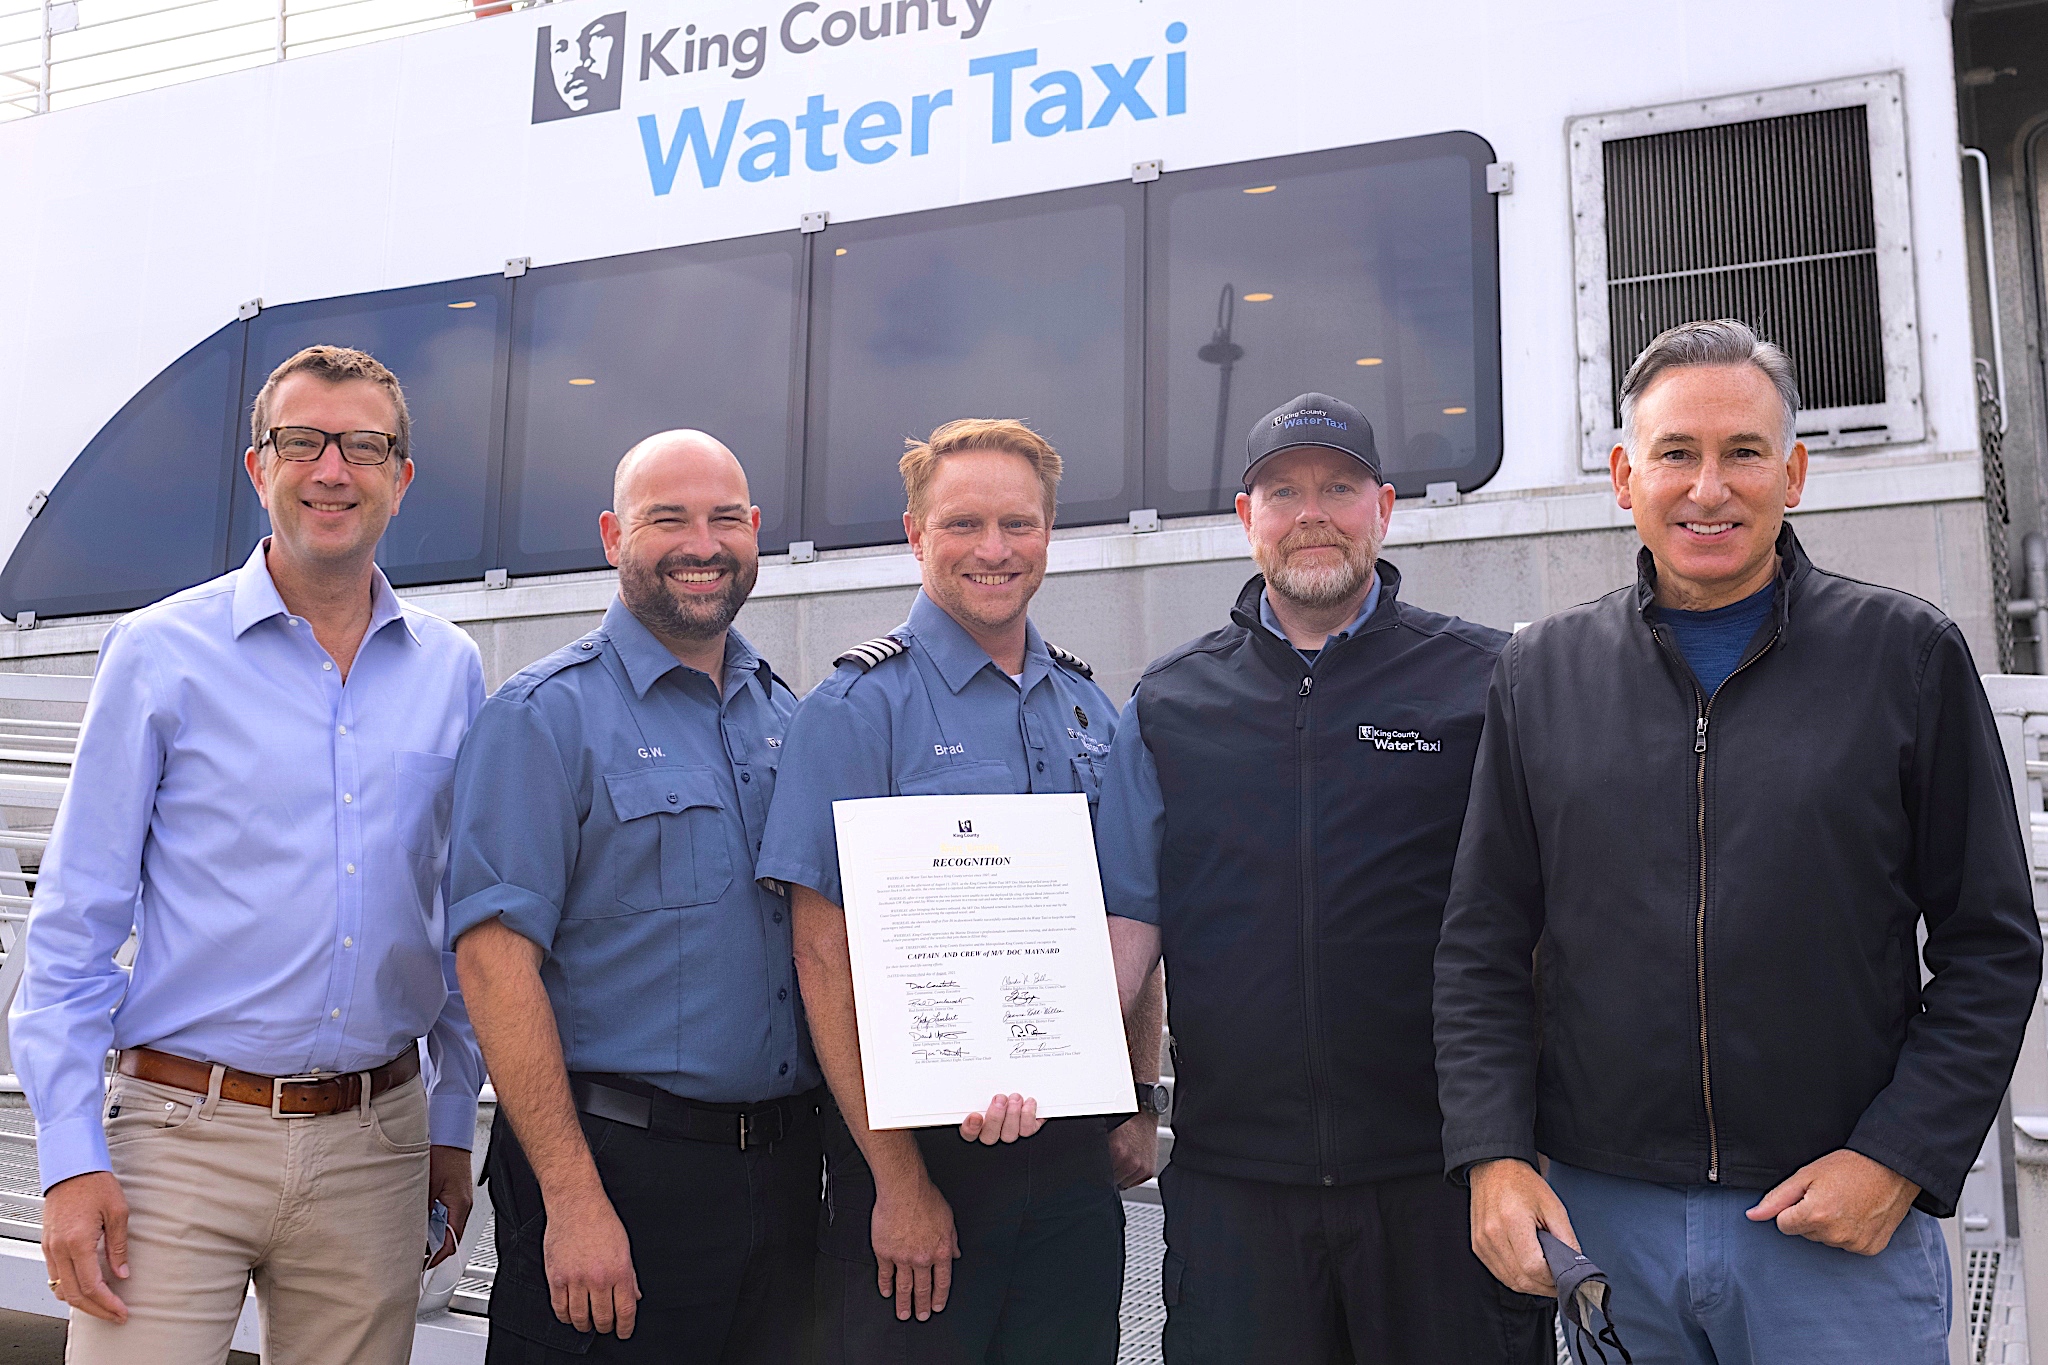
[0,0,1982,579]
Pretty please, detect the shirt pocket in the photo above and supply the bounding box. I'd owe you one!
[392,750,457,858]
[895,758,1016,796]
[602,766,736,914]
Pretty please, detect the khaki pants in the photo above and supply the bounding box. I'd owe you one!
[66,1069,432,1365]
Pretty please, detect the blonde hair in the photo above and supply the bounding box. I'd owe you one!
[250,345,412,461]
[900,418,1062,523]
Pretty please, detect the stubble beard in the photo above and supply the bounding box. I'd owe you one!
[619,548,757,644]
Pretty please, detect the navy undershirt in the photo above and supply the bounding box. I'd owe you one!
[1651,579,1777,696]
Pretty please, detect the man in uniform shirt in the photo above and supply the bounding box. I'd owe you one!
[1094,393,1554,1363]
[13,345,484,1365]
[449,430,819,1363]
[758,418,1165,1365]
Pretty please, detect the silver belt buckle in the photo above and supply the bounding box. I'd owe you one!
[270,1072,329,1119]
[738,1112,755,1151]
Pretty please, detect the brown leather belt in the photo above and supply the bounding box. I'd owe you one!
[117,1046,421,1118]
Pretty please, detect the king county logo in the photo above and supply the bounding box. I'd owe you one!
[533,11,627,123]
[1358,725,1442,753]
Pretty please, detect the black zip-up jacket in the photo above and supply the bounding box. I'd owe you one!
[1137,564,1506,1185]
[1434,526,2041,1216]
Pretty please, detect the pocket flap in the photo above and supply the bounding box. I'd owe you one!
[604,767,726,822]
[896,758,1015,796]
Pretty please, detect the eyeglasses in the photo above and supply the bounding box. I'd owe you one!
[264,426,401,466]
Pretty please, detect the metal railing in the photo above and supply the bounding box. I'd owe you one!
[0,0,548,120]
[1986,674,2048,1364]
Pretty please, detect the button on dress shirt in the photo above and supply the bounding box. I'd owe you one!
[445,600,816,1103]
[9,543,485,1190]
[757,591,1117,910]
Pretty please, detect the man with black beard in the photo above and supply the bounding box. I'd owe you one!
[447,430,821,1365]
[1093,394,1555,1362]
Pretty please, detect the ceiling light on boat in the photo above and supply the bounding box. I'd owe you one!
[1243,185,1277,194]
[446,301,477,309]
[1243,292,1273,302]
[1356,357,1383,366]
[569,378,596,386]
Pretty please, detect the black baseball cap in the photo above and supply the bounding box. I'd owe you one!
[1243,393,1381,491]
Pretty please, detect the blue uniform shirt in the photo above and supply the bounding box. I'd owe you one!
[447,599,818,1103]
[757,591,1116,908]
[1098,579,1379,926]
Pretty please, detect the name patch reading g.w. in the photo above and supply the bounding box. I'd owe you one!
[1359,725,1442,753]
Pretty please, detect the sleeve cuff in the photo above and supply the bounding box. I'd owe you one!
[1105,898,1160,926]
[754,858,839,909]
[35,1114,111,1193]
[427,1090,480,1150]
[1845,1127,1957,1219]
[448,884,563,950]
[1441,1136,1540,1185]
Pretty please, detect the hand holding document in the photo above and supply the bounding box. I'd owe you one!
[831,793,1135,1129]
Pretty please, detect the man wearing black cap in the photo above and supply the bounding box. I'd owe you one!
[1093,395,1554,1362]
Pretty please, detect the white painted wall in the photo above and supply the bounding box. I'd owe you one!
[0,0,1973,572]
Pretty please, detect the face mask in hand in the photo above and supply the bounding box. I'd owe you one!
[1538,1228,1633,1365]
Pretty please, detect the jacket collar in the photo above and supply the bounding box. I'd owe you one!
[906,590,1051,695]
[230,538,417,646]
[603,596,766,701]
[1633,522,1809,635]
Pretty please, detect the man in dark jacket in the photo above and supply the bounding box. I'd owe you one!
[1095,393,1554,1363]
[1435,319,2042,1363]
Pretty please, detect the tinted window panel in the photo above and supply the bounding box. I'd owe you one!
[1146,134,1501,512]
[0,324,242,619]
[230,276,507,587]
[501,235,805,573]
[805,185,1143,548]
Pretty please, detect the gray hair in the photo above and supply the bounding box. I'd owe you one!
[1618,318,1801,453]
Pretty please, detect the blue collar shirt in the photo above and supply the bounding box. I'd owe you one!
[757,591,1117,910]
[445,600,816,1103]
[10,542,486,1191]
[1257,575,1381,664]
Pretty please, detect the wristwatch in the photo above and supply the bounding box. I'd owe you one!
[1133,1082,1170,1118]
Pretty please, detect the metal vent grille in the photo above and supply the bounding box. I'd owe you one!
[1601,106,1884,426]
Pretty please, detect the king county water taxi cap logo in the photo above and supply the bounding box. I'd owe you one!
[534,11,627,123]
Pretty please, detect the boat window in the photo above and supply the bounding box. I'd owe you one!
[1145,133,1502,513]
[803,183,1143,547]
[500,234,806,574]
[0,324,243,621]
[228,277,509,587]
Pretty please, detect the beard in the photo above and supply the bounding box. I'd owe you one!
[618,547,757,644]
[1257,524,1379,609]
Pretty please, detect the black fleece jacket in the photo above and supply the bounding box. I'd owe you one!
[1434,526,2040,1217]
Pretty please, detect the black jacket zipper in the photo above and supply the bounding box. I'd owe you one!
[1651,622,1782,1183]
[1294,670,1336,1181]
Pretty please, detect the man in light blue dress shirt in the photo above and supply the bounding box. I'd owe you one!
[9,346,485,1365]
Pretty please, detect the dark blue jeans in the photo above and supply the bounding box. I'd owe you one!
[1549,1160,1950,1365]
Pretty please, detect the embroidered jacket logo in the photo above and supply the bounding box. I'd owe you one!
[1358,725,1441,753]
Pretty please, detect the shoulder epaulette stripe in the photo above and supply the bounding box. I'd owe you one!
[1046,642,1093,679]
[834,636,908,672]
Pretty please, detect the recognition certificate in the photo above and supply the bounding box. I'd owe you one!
[831,792,1136,1129]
